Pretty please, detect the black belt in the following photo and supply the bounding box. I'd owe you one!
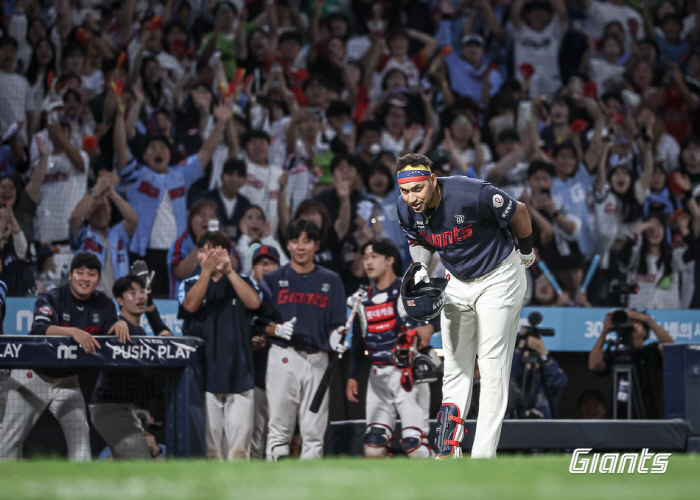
[289,341,320,354]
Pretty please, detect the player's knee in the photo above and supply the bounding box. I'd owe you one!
[364,425,391,458]
[267,444,290,461]
[400,427,432,459]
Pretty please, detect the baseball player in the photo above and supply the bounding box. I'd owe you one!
[89,274,172,459]
[346,238,435,458]
[248,245,282,459]
[396,153,534,459]
[0,253,123,460]
[259,219,346,460]
[178,230,261,460]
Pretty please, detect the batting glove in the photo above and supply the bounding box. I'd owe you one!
[329,327,347,353]
[274,317,296,340]
[130,260,155,295]
[519,250,536,268]
[413,264,430,285]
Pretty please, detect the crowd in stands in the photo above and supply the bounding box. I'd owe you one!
[2,0,698,460]
[0,0,698,311]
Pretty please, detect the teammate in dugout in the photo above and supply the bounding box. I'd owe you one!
[179,230,261,460]
[346,239,435,458]
[0,253,126,460]
[396,154,534,459]
[90,273,172,460]
[259,219,346,460]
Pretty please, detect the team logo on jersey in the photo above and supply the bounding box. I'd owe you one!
[406,300,415,306]
[38,307,53,316]
[279,280,289,287]
[62,313,71,322]
[93,313,100,323]
[493,194,504,208]
[455,215,465,224]
[322,283,330,293]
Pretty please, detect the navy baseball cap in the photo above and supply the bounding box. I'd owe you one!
[252,245,280,265]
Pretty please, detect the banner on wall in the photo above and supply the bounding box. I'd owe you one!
[4,299,700,352]
[5,298,183,337]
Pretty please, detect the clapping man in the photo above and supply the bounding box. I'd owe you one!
[179,231,261,459]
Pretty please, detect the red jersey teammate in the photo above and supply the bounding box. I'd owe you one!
[396,154,534,459]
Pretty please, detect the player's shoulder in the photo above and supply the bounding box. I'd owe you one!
[264,265,287,281]
[313,265,343,283]
[90,289,116,308]
[439,175,485,195]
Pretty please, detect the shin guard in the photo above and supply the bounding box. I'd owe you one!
[434,403,465,459]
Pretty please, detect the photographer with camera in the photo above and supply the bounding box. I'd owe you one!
[588,309,674,418]
[510,313,567,419]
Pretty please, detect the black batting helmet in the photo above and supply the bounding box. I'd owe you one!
[400,262,449,321]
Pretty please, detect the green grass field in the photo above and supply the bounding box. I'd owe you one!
[1,455,699,500]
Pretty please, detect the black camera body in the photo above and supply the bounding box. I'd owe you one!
[610,309,635,350]
[609,279,639,307]
[519,312,555,341]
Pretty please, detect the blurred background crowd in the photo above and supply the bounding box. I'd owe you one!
[0,0,699,311]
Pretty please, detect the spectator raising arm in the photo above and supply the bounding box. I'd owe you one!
[198,99,234,169]
[113,102,130,171]
[510,0,526,30]
[47,122,85,173]
[25,137,49,205]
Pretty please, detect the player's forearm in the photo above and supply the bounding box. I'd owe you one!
[409,243,435,268]
[45,325,77,338]
[182,272,211,313]
[226,271,262,310]
[510,202,532,238]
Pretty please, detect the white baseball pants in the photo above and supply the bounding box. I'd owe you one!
[440,249,526,458]
[365,365,430,456]
[205,390,255,460]
[250,386,269,459]
[265,344,329,460]
[89,402,152,459]
[0,370,90,461]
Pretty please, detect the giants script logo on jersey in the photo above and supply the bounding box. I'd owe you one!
[277,289,329,307]
[419,225,472,248]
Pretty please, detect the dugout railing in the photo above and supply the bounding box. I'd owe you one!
[0,336,206,459]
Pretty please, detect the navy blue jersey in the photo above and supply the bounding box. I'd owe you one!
[31,284,119,377]
[261,264,346,352]
[178,275,258,394]
[91,316,159,405]
[397,176,518,280]
[348,278,426,379]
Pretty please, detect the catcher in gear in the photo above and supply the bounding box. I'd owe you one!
[397,154,533,459]
[346,239,435,459]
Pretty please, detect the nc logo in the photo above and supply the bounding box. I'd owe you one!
[57,345,78,360]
